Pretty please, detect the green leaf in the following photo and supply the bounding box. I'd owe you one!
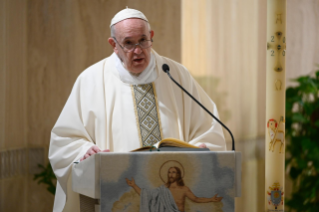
[286,87,298,99]
[292,113,308,123]
[294,76,310,84]
[33,163,57,196]
[289,166,302,179]
[286,70,319,211]
[314,119,319,128]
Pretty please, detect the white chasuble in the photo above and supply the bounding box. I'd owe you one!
[49,50,226,212]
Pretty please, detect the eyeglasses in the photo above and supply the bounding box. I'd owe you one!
[113,37,153,53]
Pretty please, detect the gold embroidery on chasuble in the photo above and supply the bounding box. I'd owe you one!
[132,83,163,146]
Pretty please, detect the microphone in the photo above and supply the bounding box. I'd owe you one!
[162,64,235,151]
[162,64,170,73]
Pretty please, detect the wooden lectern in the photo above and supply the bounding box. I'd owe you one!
[72,151,241,212]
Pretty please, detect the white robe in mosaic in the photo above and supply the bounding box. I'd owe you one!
[140,185,180,212]
[49,50,226,212]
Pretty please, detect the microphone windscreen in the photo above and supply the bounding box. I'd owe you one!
[162,64,170,73]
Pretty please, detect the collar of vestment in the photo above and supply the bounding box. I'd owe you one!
[112,51,157,85]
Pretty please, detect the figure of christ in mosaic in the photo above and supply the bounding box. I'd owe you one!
[125,167,223,212]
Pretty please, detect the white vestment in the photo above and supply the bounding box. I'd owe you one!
[140,185,179,212]
[49,50,226,212]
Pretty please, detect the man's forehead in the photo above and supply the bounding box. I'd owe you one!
[115,19,149,39]
[115,18,148,29]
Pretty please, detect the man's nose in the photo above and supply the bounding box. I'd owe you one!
[133,44,143,54]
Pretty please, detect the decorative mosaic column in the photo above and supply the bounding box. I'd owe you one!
[265,0,286,211]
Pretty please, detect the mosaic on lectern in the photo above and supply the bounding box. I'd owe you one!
[99,152,236,212]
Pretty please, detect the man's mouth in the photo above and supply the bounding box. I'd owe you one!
[133,58,144,63]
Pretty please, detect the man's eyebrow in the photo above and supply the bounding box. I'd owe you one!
[123,34,147,41]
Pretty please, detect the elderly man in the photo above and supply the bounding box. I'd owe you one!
[49,8,225,212]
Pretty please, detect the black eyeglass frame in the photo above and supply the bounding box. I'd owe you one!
[113,37,153,53]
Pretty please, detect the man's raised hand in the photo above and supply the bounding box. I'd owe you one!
[125,177,136,187]
[80,145,110,161]
[211,194,223,202]
[125,177,141,195]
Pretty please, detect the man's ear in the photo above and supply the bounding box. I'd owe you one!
[150,30,154,39]
[108,37,118,53]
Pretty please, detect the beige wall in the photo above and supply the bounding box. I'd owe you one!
[0,0,27,150]
[287,0,319,84]
[0,0,29,211]
[1,0,181,211]
[182,0,319,212]
[182,0,266,142]
[182,1,267,210]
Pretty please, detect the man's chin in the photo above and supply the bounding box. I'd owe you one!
[128,70,143,76]
[169,178,176,183]
[128,66,147,75]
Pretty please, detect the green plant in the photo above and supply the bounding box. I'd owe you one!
[33,163,57,195]
[285,70,319,211]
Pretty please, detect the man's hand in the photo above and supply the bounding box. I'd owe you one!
[125,177,141,195]
[198,143,207,148]
[210,194,223,202]
[125,177,136,187]
[80,146,110,161]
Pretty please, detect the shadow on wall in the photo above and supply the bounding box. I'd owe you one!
[194,76,231,125]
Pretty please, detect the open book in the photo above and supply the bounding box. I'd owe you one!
[131,138,210,152]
